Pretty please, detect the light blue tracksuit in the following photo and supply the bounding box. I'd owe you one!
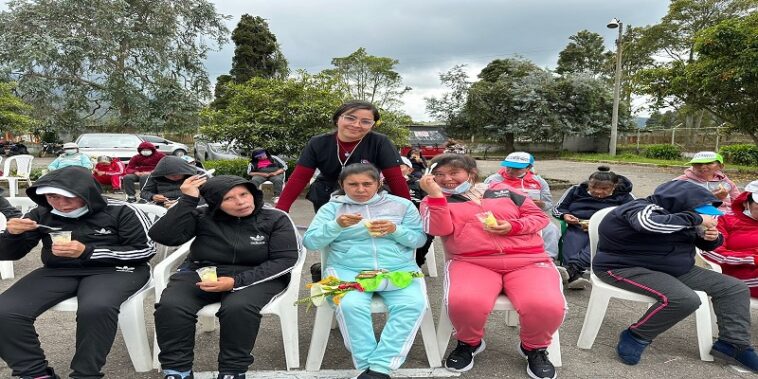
[303,191,428,375]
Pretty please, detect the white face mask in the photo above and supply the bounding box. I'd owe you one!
[64,149,77,155]
[140,150,153,157]
[441,180,472,195]
[51,206,89,218]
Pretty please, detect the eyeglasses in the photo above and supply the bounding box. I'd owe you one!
[341,114,375,128]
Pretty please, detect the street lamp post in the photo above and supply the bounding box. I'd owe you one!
[607,17,623,156]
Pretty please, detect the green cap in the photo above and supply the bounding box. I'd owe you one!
[688,151,723,164]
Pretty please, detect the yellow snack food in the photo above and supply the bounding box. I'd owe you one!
[484,213,498,228]
[364,220,383,237]
[201,272,218,282]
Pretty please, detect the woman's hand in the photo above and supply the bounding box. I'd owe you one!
[419,175,444,198]
[711,186,728,200]
[367,220,397,236]
[702,227,720,241]
[337,213,363,228]
[4,218,40,234]
[485,220,513,235]
[51,240,86,258]
[197,277,234,292]
[563,214,580,225]
[180,175,207,197]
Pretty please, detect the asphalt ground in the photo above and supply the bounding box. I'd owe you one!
[0,158,756,378]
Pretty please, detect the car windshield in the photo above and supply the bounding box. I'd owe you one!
[79,134,142,148]
[409,129,447,145]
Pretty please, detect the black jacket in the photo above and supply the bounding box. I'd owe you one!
[593,180,724,277]
[0,167,156,267]
[552,175,635,220]
[0,188,22,219]
[148,175,299,291]
[140,156,199,203]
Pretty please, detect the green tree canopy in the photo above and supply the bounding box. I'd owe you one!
[556,30,610,77]
[0,0,229,134]
[425,64,471,127]
[323,48,411,110]
[0,81,35,134]
[685,13,758,144]
[230,15,289,83]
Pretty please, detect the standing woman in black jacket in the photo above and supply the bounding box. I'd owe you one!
[151,175,299,379]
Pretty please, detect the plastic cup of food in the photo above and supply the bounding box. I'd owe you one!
[50,231,72,244]
[579,220,591,231]
[363,220,383,237]
[475,211,498,228]
[196,266,218,282]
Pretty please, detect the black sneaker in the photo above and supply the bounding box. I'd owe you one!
[565,264,590,290]
[310,262,322,282]
[444,339,486,372]
[352,369,391,379]
[21,367,60,379]
[163,371,194,379]
[519,344,556,379]
[126,196,137,203]
[217,373,244,379]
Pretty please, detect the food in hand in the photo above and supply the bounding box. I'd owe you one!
[364,220,383,237]
[484,213,498,228]
[196,266,218,282]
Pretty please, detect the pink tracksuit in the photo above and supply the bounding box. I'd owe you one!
[421,183,566,349]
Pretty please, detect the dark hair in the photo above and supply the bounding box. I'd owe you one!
[337,163,381,194]
[588,165,619,184]
[332,100,381,125]
[429,153,479,182]
[748,194,756,205]
[250,148,270,163]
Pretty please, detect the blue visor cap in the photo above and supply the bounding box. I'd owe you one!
[693,204,723,216]
[500,152,534,169]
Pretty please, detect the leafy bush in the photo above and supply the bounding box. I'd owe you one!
[29,168,46,181]
[643,144,682,160]
[720,144,758,166]
[203,159,249,178]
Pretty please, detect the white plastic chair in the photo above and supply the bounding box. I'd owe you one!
[46,203,166,372]
[304,247,442,371]
[152,223,307,370]
[424,238,438,278]
[0,197,38,279]
[576,207,715,361]
[0,155,35,197]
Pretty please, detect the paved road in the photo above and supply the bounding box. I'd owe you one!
[1,159,756,378]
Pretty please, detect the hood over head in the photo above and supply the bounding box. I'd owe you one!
[137,141,157,152]
[647,180,721,214]
[151,156,198,178]
[199,175,263,218]
[27,166,107,212]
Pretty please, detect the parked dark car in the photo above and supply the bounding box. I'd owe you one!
[400,126,448,159]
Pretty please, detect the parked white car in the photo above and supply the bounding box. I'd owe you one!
[75,133,190,162]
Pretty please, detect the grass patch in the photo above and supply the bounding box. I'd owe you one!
[560,152,758,174]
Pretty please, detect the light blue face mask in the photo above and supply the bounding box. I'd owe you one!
[441,180,472,195]
[51,206,89,218]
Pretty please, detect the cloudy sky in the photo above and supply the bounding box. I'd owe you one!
[206,0,670,121]
[2,0,672,121]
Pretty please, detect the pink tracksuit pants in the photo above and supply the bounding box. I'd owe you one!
[444,253,566,349]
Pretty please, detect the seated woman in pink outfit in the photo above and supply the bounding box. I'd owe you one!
[92,155,126,192]
[419,153,565,379]
[674,151,739,214]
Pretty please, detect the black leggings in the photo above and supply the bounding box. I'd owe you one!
[0,265,150,378]
[154,272,287,372]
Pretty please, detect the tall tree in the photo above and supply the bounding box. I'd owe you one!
[635,0,756,141]
[0,0,229,134]
[229,14,289,83]
[0,81,35,135]
[323,48,411,110]
[556,30,610,77]
[685,13,758,144]
[425,65,471,127]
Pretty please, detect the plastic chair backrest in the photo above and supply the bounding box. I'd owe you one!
[4,155,34,178]
[0,213,6,231]
[588,206,617,260]
[6,197,38,215]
